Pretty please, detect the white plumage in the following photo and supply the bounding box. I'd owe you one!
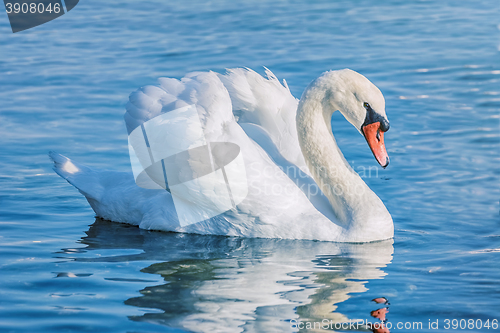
[50,68,393,242]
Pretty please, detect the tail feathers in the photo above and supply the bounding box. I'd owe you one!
[49,151,103,201]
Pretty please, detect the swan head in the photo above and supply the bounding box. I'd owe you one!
[320,69,390,168]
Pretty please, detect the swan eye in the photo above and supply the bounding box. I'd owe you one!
[363,102,370,109]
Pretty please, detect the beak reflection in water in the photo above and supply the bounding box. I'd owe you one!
[59,218,394,332]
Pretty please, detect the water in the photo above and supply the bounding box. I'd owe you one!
[1,0,499,332]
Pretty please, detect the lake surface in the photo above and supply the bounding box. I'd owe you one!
[1,0,499,332]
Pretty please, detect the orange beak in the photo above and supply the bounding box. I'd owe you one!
[370,307,389,321]
[362,122,389,168]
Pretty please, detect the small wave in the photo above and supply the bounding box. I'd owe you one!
[469,248,500,254]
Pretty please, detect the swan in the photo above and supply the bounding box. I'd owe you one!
[50,68,393,242]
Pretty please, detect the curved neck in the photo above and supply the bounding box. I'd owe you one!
[296,84,370,225]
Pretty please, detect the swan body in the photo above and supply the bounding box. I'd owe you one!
[50,68,393,242]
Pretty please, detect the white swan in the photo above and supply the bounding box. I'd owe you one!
[50,68,393,242]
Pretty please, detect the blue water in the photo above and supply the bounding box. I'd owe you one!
[1,0,499,332]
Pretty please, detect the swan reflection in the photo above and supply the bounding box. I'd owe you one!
[69,219,393,332]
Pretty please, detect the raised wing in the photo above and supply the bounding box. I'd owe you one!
[124,71,234,140]
[218,68,308,172]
